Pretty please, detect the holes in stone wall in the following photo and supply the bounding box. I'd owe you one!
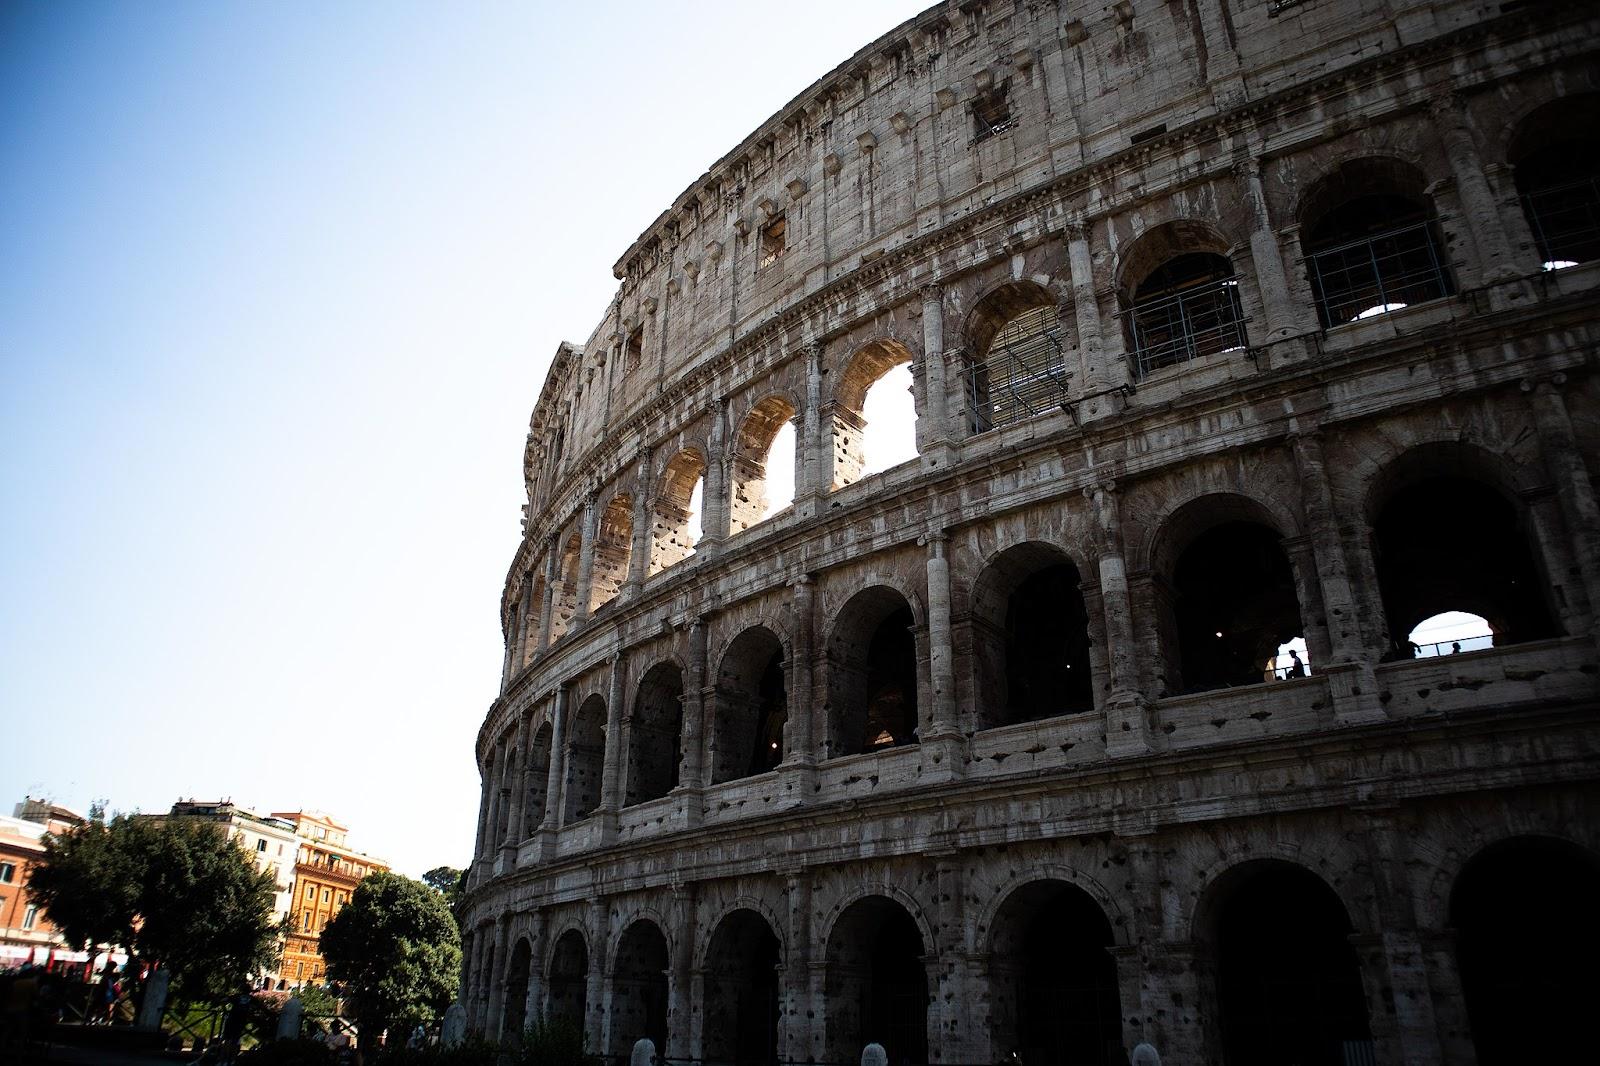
[731,396,798,533]
[562,695,606,824]
[834,340,917,489]
[824,896,928,1062]
[971,543,1093,729]
[626,662,684,806]
[710,627,786,783]
[650,449,706,575]
[502,938,532,1039]
[702,909,782,1064]
[826,586,919,757]
[589,494,633,613]
[546,929,588,1027]
[609,920,669,1055]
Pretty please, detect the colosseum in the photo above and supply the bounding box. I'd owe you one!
[459,1,1600,1062]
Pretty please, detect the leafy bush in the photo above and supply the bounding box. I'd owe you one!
[506,1018,592,1066]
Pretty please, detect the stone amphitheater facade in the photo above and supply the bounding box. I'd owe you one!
[459,1,1600,1062]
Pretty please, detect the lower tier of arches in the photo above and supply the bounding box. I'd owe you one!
[461,779,1600,1066]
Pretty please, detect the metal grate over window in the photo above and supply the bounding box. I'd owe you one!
[1130,275,1247,377]
[972,84,1015,143]
[1307,220,1452,327]
[1522,177,1600,269]
[965,304,1071,434]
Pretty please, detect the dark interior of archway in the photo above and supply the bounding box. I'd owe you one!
[612,923,669,1054]
[1513,141,1600,265]
[503,941,532,1042]
[1172,521,1302,693]
[547,932,588,1027]
[1451,837,1600,1064]
[1133,251,1234,301]
[563,701,606,823]
[1005,563,1094,722]
[860,606,918,751]
[1307,194,1427,250]
[990,881,1122,1065]
[747,651,786,777]
[827,899,928,1061]
[1216,865,1371,1066]
[1373,476,1557,655]
[628,664,684,805]
[1305,193,1450,326]
[703,911,781,1066]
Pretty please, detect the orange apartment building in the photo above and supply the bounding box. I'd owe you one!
[272,811,388,987]
[1,798,85,969]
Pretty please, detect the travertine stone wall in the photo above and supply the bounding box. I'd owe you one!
[465,1,1600,1062]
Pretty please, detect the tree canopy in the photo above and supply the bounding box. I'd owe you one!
[29,815,281,999]
[421,865,465,910]
[319,871,461,1044]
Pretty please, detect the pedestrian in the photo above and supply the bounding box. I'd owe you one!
[1290,648,1307,677]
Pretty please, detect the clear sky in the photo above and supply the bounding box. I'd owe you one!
[0,0,933,877]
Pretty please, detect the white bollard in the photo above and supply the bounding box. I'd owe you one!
[630,1037,658,1066]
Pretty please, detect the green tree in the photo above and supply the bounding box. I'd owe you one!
[29,815,282,1000]
[319,872,461,1047]
[421,866,464,909]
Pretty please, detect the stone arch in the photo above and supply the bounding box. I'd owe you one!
[588,491,633,613]
[831,338,919,488]
[822,891,933,1063]
[1294,155,1454,326]
[822,584,922,758]
[968,540,1096,730]
[649,447,706,575]
[1417,822,1599,931]
[960,278,1074,435]
[731,393,801,533]
[607,917,669,1055]
[973,863,1131,952]
[701,905,784,1065]
[708,624,788,783]
[1363,441,1562,654]
[549,529,582,642]
[522,722,552,837]
[502,935,533,1040]
[982,876,1125,1064]
[625,660,685,806]
[817,880,939,958]
[561,693,606,824]
[1193,857,1373,1066]
[1115,218,1247,377]
[545,925,589,1028]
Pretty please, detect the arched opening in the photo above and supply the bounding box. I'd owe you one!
[731,396,799,534]
[626,662,684,806]
[589,494,633,612]
[549,532,582,642]
[710,627,787,784]
[546,929,589,1031]
[1206,861,1372,1066]
[702,909,782,1066]
[518,569,547,667]
[1160,511,1306,694]
[1508,95,1600,270]
[503,937,533,1041]
[562,695,606,824]
[1118,221,1246,376]
[609,920,669,1055]
[1407,610,1494,657]
[825,586,920,757]
[823,896,928,1063]
[522,723,552,836]
[987,880,1122,1065]
[963,281,1072,434]
[1301,158,1453,326]
[1371,467,1558,659]
[834,341,919,489]
[1451,836,1600,1064]
[971,543,1094,729]
[650,449,706,575]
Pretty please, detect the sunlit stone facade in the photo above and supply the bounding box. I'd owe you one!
[462,1,1600,1061]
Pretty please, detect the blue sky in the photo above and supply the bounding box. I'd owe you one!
[0,0,931,875]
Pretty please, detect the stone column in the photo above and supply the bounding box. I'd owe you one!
[677,618,708,827]
[461,928,481,1030]
[919,285,952,455]
[598,650,626,843]
[537,686,569,856]
[501,599,518,691]
[783,575,817,768]
[1066,221,1114,408]
[1282,537,1334,670]
[1432,94,1521,285]
[525,911,547,1029]
[931,854,974,1059]
[487,914,512,1038]
[1277,224,1322,326]
[1236,156,1305,342]
[538,544,558,650]
[500,714,529,866]
[585,896,609,1053]
[627,450,654,594]
[572,493,599,624]
[1086,481,1153,755]
[781,870,813,1060]
[1421,929,1479,1064]
[701,400,731,546]
[666,886,697,1061]
[472,755,494,876]
[1526,375,1600,634]
[920,531,965,782]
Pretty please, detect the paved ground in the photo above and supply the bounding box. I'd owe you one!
[21,1044,182,1065]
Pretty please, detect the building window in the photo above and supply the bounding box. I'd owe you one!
[760,216,787,268]
[626,326,644,370]
[296,962,304,978]
[303,913,312,931]
[0,862,15,883]
[256,839,267,852]
[972,83,1014,142]
[23,904,38,930]
[306,885,315,900]
[323,889,331,903]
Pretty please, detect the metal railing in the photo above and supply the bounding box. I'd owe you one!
[1412,633,1494,658]
[965,311,1071,434]
[1522,176,1600,269]
[1129,275,1247,376]
[1308,219,1452,327]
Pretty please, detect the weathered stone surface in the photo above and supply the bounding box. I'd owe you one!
[462,1,1600,1063]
